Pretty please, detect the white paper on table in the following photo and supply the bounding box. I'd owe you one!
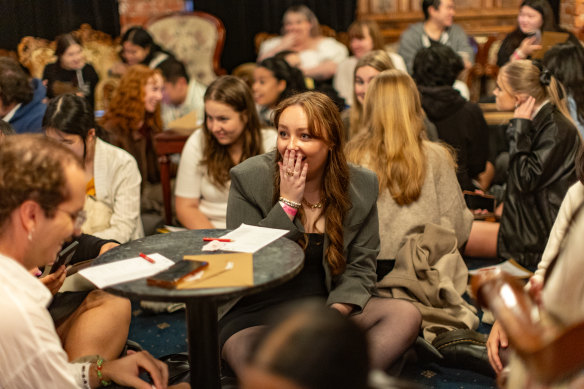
[468,259,533,278]
[79,253,175,288]
[202,223,288,253]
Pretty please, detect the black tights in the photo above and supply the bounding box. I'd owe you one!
[222,297,421,376]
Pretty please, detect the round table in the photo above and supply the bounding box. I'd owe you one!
[93,229,304,389]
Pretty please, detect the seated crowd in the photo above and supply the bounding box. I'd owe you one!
[1,1,584,387]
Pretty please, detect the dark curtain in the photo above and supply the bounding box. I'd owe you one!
[194,0,357,73]
[1,0,120,51]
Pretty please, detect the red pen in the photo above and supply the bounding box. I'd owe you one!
[203,237,233,242]
[139,252,156,263]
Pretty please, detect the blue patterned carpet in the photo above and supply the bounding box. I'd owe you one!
[128,300,497,388]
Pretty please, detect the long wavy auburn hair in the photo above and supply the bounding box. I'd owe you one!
[349,50,394,138]
[100,65,163,137]
[346,70,453,205]
[202,76,264,188]
[272,91,350,276]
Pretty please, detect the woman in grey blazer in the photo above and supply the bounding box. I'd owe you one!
[221,91,422,376]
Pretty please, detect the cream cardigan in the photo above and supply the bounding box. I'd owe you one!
[91,137,144,242]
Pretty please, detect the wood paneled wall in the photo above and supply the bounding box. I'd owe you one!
[358,0,522,42]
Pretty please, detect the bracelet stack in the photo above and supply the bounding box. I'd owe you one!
[279,197,300,217]
[96,358,111,387]
[278,197,301,209]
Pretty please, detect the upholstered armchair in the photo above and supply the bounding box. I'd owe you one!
[147,11,227,86]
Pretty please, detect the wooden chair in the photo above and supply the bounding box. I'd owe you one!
[466,34,504,102]
[471,270,584,384]
[153,129,194,225]
[147,11,227,86]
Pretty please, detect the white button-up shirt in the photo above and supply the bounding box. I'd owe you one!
[0,253,88,388]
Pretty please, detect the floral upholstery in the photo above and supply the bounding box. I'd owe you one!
[147,11,226,86]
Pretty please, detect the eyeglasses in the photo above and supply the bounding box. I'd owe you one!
[57,208,87,230]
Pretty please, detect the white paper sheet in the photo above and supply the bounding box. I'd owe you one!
[79,253,175,288]
[202,223,288,253]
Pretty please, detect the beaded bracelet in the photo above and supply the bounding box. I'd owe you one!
[280,202,298,217]
[278,197,301,209]
[96,358,112,387]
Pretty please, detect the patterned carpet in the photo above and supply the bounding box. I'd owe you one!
[128,297,497,388]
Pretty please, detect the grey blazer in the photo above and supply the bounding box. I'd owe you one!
[227,150,380,313]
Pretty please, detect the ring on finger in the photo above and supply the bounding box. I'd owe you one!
[286,169,294,176]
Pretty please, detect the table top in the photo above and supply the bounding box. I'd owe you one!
[93,229,304,303]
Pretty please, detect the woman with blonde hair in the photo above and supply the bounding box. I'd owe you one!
[346,70,472,268]
[345,50,437,140]
[175,75,276,229]
[346,50,394,137]
[465,60,581,268]
[221,91,421,376]
[334,20,407,106]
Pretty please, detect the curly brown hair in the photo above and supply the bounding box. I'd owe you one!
[202,76,264,188]
[272,91,350,276]
[0,134,82,232]
[100,65,163,138]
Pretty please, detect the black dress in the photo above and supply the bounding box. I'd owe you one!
[218,233,327,348]
[42,62,99,108]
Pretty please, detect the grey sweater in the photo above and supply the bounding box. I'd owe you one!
[375,141,473,259]
[398,22,475,74]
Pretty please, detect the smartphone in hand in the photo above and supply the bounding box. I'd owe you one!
[49,241,79,274]
[147,260,209,289]
[527,29,542,44]
[463,191,495,212]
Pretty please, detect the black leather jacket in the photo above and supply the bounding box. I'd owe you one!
[498,103,581,268]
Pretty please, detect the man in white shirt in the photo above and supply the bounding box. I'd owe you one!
[158,58,206,129]
[0,134,182,389]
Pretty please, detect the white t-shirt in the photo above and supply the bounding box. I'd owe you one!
[259,36,348,69]
[161,79,207,128]
[175,128,277,228]
[0,253,88,389]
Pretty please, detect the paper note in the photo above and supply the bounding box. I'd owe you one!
[178,252,253,289]
[167,111,199,130]
[468,259,533,279]
[79,253,175,288]
[202,223,288,253]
